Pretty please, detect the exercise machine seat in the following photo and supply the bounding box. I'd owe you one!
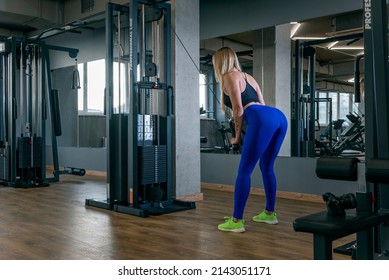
[293,210,389,239]
[293,156,389,259]
[315,157,359,181]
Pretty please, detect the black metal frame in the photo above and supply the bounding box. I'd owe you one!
[0,38,80,187]
[362,0,389,257]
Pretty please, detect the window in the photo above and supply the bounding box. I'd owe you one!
[87,59,105,114]
[199,73,207,115]
[316,91,357,125]
[78,59,105,115]
[329,91,338,122]
[113,61,130,114]
[339,92,351,120]
[317,91,329,125]
[77,64,84,111]
[78,59,130,115]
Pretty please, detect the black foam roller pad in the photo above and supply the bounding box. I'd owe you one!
[366,159,389,184]
[315,157,360,181]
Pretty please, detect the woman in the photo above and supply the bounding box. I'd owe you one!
[212,47,287,233]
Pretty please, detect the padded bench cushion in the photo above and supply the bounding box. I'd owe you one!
[315,157,360,181]
[293,210,389,239]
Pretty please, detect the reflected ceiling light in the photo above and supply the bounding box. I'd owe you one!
[326,27,363,37]
[290,22,301,38]
[331,46,364,50]
[291,37,328,40]
[327,41,339,49]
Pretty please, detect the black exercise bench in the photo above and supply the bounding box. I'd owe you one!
[293,157,389,259]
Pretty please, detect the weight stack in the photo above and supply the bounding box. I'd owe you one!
[138,145,167,185]
[137,114,158,145]
[17,137,42,168]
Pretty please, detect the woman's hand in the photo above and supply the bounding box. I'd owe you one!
[231,137,240,145]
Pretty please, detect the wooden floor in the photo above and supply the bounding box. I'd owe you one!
[0,174,355,260]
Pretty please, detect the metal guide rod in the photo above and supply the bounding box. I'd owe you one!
[105,2,114,201]
[19,42,24,135]
[140,4,146,147]
[10,38,17,182]
[117,10,123,191]
[140,4,146,79]
[155,21,160,79]
[26,47,31,136]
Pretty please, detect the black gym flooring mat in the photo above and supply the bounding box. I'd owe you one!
[147,201,196,216]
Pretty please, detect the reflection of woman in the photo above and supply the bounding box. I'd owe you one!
[212,47,288,233]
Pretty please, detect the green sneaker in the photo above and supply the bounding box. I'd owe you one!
[252,211,278,224]
[218,217,245,233]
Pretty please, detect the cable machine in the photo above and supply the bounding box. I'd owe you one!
[0,38,84,187]
[86,0,195,217]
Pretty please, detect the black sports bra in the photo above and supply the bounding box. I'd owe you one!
[223,73,260,109]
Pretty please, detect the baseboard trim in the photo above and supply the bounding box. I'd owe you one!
[46,166,204,201]
[175,192,204,202]
[201,182,325,204]
[46,167,320,203]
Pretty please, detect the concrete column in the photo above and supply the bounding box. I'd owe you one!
[252,24,291,156]
[253,27,276,106]
[171,0,201,198]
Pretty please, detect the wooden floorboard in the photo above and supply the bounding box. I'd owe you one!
[0,174,355,260]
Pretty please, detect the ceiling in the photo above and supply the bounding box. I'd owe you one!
[200,9,372,88]
[0,4,385,88]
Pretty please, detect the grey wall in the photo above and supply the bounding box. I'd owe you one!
[46,66,107,171]
[201,154,358,196]
[50,66,78,147]
[46,146,106,172]
[45,26,105,69]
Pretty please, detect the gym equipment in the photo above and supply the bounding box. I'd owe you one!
[293,0,389,260]
[293,157,389,259]
[317,112,365,156]
[0,38,84,187]
[71,59,81,90]
[330,112,365,156]
[85,1,195,217]
[214,120,241,154]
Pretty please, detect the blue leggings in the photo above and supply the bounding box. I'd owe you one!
[233,105,287,219]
